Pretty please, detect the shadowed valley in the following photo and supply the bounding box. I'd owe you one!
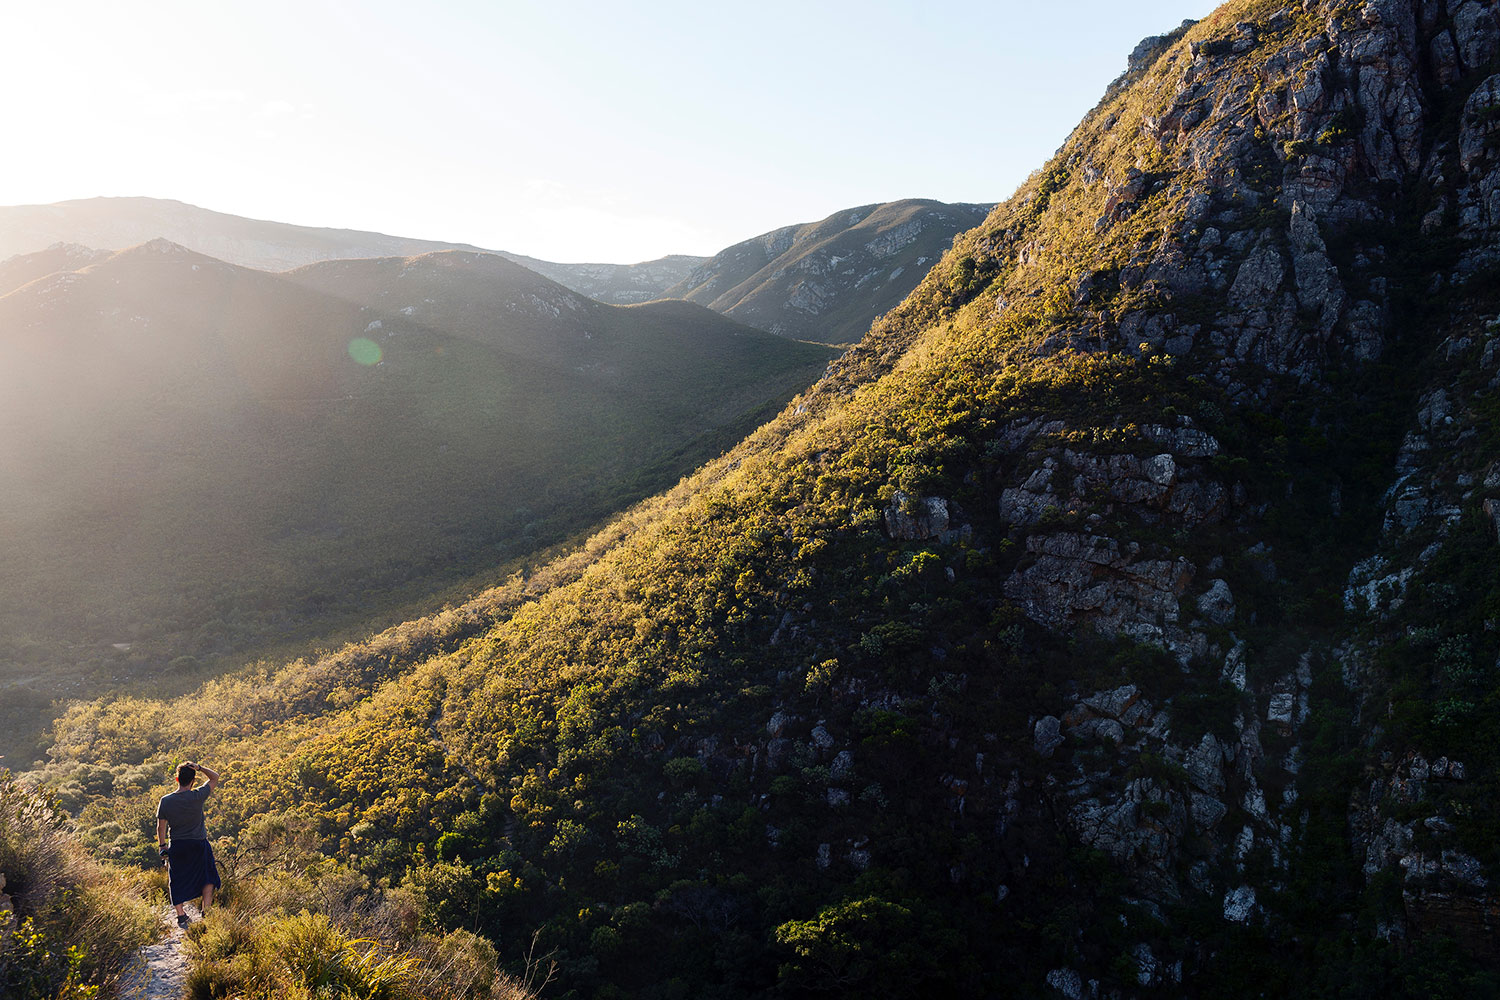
[0,241,832,762]
[18,0,1500,997]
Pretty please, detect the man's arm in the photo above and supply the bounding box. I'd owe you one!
[187,761,220,792]
[156,817,168,855]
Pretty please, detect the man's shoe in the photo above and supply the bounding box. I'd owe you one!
[177,914,191,929]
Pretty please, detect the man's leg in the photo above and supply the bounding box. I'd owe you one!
[201,883,214,912]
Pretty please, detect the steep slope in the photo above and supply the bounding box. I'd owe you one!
[0,242,110,297]
[0,242,832,763]
[41,1,1500,997]
[664,199,992,345]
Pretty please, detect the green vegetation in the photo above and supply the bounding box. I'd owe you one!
[0,772,156,999]
[17,0,1500,996]
[179,869,541,1000]
[32,307,1400,997]
[0,246,833,763]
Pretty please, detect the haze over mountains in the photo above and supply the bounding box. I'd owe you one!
[666,199,991,344]
[0,197,490,273]
[503,251,706,305]
[0,236,832,759]
[0,195,991,343]
[32,0,1500,996]
[0,189,993,759]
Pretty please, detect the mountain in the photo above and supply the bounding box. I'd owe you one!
[664,199,993,345]
[503,252,708,304]
[0,240,833,761]
[284,250,734,388]
[38,0,1500,996]
[0,197,490,272]
[0,241,110,297]
[0,197,989,345]
[0,194,710,304]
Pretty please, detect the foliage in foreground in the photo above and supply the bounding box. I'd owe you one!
[0,771,155,1000]
[32,0,1500,995]
[176,826,542,1000]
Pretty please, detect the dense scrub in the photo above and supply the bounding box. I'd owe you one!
[0,245,833,765]
[0,772,156,999]
[30,0,1500,995]
[176,835,542,1000]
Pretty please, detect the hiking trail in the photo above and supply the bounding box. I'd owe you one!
[119,905,191,1000]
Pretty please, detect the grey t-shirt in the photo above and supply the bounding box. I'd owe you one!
[156,783,212,841]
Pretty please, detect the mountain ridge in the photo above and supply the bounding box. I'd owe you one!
[0,238,833,762]
[33,1,1500,996]
[665,198,993,345]
[0,197,491,272]
[0,196,992,342]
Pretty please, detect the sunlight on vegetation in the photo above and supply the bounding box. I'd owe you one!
[14,0,1500,994]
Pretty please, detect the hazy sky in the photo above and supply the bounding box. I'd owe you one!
[6,1,1217,263]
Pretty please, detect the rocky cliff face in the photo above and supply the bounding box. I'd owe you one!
[735,0,1500,989]
[926,0,1500,988]
[37,2,1500,997]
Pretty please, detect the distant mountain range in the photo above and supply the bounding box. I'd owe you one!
[0,237,831,756]
[0,196,992,342]
[666,199,992,344]
[0,197,488,272]
[0,241,111,297]
[0,196,707,301]
[34,2,1500,996]
[502,251,707,305]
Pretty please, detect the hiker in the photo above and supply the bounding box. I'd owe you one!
[156,760,222,928]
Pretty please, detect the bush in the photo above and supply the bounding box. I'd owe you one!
[0,772,155,999]
[187,909,420,1000]
[662,757,706,787]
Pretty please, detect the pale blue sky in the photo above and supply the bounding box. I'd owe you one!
[6,1,1216,262]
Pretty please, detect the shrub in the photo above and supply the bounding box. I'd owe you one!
[662,757,706,787]
[0,772,155,999]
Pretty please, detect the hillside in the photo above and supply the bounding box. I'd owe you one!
[0,242,832,763]
[503,252,708,305]
[0,194,714,307]
[282,250,768,397]
[0,242,110,297]
[0,197,990,346]
[36,0,1500,997]
[664,199,992,345]
[0,197,491,272]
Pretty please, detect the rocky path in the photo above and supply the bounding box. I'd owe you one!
[118,906,191,1000]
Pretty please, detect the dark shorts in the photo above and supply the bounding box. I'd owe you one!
[166,839,221,905]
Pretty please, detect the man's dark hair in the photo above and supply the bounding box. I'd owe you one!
[176,763,196,786]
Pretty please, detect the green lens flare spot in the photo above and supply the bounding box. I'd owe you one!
[348,338,383,365]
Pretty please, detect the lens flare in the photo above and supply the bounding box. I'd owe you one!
[348,338,382,365]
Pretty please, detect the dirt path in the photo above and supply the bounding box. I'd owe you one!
[118,906,192,1000]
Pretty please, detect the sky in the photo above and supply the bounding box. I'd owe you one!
[4,1,1218,263]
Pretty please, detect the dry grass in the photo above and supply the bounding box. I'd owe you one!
[178,857,537,1000]
[0,772,157,999]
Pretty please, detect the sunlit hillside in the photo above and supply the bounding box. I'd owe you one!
[0,241,832,763]
[23,0,1500,996]
[666,199,993,345]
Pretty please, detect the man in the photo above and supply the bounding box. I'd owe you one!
[155,760,222,928]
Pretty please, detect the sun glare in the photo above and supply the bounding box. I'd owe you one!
[347,338,382,365]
